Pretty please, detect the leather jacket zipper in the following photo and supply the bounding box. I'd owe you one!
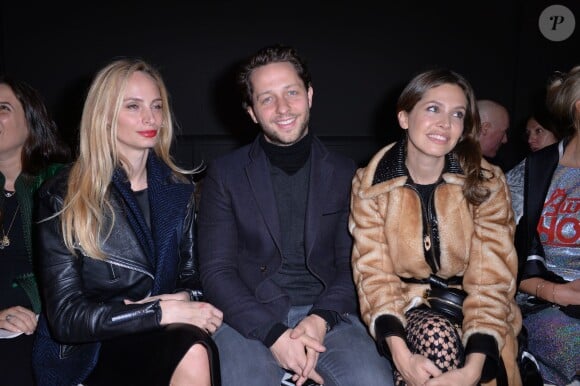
[406,182,439,272]
[425,188,439,272]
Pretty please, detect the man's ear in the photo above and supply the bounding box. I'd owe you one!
[246,106,258,124]
[480,121,490,136]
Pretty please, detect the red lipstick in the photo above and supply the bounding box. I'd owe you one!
[138,130,158,138]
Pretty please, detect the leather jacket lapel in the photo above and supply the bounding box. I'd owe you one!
[112,168,155,264]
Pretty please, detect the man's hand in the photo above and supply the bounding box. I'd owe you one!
[271,325,326,386]
[289,314,327,384]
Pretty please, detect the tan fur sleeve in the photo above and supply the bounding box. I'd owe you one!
[349,168,407,338]
[462,164,522,350]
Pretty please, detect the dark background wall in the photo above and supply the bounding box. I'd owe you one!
[1,0,577,170]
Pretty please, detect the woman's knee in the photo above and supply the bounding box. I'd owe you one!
[171,343,211,386]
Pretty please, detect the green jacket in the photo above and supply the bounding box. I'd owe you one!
[0,163,65,313]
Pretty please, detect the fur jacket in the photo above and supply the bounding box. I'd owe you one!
[349,141,522,386]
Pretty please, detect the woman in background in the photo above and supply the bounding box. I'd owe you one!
[511,65,579,386]
[507,102,564,223]
[525,104,561,152]
[0,76,70,385]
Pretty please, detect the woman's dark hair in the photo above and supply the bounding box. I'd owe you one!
[397,68,490,205]
[525,91,563,141]
[0,76,70,175]
[237,44,312,110]
[530,106,562,139]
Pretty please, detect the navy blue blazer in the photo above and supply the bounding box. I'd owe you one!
[197,135,358,343]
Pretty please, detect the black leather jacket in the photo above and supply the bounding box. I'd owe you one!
[32,156,203,385]
[34,164,200,343]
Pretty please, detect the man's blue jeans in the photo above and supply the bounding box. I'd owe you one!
[213,305,394,386]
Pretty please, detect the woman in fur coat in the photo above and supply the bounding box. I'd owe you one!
[349,69,522,386]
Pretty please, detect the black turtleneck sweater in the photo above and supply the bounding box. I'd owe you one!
[259,132,312,175]
[259,133,339,346]
[260,132,323,306]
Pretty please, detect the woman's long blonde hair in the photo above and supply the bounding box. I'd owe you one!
[61,58,193,259]
[546,65,580,138]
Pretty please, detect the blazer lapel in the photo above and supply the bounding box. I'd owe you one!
[305,140,332,258]
[246,139,282,252]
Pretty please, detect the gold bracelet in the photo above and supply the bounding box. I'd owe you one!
[535,280,547,298]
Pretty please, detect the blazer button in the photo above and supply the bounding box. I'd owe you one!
[260,265,267,273]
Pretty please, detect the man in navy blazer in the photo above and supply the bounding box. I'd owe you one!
[197,44,393,386]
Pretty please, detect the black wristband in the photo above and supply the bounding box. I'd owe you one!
[263,323,288,347]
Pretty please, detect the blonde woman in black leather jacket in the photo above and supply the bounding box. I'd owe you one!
[32,58,223,386]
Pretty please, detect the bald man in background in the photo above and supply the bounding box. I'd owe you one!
[477,99,510,159]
